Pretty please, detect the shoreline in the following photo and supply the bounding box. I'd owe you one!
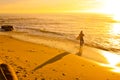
[1,32,119,64]
[0,31,79,53]
[1,35,120,79]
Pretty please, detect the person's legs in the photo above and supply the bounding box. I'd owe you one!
[80,40,84,47]
[78,46,82,56]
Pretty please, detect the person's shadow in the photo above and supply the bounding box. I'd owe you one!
[32,52,70,71]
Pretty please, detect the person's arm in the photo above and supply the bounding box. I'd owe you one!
[76,35,80,40]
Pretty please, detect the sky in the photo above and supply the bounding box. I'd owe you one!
[0,0,119,14]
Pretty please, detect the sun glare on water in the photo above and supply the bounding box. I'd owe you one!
[99,0,120,71]
[112,14,120,21]
[110,23,120,35]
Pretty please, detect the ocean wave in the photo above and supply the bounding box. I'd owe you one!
[1,29,120,54]
[1,26,120,54]
[15,27,120,53]
[15,27,65,36]
[1,13,120,54]
[85,43,120,53]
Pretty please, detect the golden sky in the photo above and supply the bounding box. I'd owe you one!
[0,0,120,14]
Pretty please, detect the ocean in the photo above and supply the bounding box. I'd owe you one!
[0,13,120,54]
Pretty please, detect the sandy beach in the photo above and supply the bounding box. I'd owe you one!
[1,0,120,79]
[0,34,120,80]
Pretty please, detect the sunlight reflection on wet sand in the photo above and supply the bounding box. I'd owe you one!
[99,50,120,73]
[100,63,120,73]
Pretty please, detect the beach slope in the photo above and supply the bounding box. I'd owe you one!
[0,35,120,80]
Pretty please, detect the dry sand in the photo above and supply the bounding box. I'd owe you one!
[0,35,120,80]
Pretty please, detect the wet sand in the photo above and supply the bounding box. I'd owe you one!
[0,35,120,80]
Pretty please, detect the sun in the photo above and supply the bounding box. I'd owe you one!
[94,0,120,21]
[96,0,120,21]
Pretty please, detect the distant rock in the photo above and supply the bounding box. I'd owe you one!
[1,25,14,31]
